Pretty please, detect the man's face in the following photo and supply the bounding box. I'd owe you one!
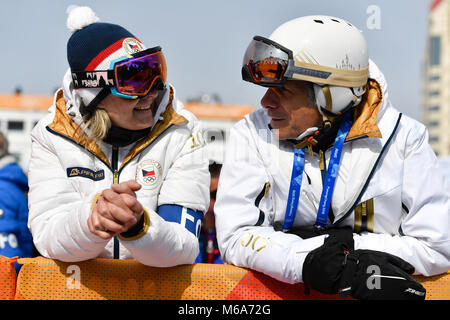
[260,80,322,140]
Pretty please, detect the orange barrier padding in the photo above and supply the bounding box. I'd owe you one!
[227,268,350,300]
[0,255,18,300]
[16,257,247,300]
[14,256,450,300]
[413,272,450,300]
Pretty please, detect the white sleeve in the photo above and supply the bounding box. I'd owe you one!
[215,121,325,284]
[354,123,450,276]
[119,121,210,267]
[28,128,109,262]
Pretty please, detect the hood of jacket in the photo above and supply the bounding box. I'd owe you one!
[290,59,394,150]
[346,58,399,144]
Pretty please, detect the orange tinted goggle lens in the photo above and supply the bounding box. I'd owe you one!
[242,37,290,86]
[248,58,288,83]
[114,51,167,96]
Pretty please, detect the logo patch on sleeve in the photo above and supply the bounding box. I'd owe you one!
[66,167,105,181]
[157,204,203,238]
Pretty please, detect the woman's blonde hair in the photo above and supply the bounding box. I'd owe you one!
[81,108,111,142]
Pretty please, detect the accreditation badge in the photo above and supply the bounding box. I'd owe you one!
[136,159,163,190]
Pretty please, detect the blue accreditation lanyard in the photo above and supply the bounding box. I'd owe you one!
[282,147,305,230]
[282,111,353,231]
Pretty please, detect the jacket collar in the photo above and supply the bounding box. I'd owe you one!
[294,78,384,150]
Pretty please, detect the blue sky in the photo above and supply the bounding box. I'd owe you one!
[0,0,431,120]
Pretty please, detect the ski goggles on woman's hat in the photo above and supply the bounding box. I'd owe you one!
[242,36,368,88]
[71,46,167,99]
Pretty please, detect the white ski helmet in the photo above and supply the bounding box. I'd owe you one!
[242,15,369,115]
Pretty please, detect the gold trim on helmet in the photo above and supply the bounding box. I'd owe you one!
[292,60,369,88]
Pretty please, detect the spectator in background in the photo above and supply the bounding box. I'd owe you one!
[0,132,34,272]
[196,163,223,264]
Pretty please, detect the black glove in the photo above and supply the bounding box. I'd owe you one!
[302,228,354,294]
[302,232,426,300]
[288,225,354,244]
[338,249,426,300]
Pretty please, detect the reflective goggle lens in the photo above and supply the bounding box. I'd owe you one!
[114,50,167,97]
[242,37,289,86]
[248,58,288,82]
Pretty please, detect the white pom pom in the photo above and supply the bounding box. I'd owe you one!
[66,5,100,33]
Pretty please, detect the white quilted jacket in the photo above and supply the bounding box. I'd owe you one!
[215,61,450,283]
[28,72,210,267]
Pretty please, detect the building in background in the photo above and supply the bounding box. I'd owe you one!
[0,93,52,171]
[184,101,254,164]
[0,92,253,172]
[422,0,450,157]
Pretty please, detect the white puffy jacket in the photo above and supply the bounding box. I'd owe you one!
[28,73,210,266]
[215,61,450,283]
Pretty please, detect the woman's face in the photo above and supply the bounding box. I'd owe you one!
[98,90,158,130]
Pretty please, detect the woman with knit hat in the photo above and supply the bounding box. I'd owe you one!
[27,6,210,266]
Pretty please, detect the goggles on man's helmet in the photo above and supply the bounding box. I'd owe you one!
[72,46,167,99]
[242,36,368,88]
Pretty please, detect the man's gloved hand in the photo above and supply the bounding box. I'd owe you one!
[338,249,426,300]
[287,225,354,243]
[302,231,426,300]
[301,228,354,294]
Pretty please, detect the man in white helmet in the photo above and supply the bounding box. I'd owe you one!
[214,16,450,300]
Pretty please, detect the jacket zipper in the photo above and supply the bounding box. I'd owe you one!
[319,150,326,183]
[361,201,367,230]
[264,182,271,198]
[112,145,119,184]
[112,145,120,259]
